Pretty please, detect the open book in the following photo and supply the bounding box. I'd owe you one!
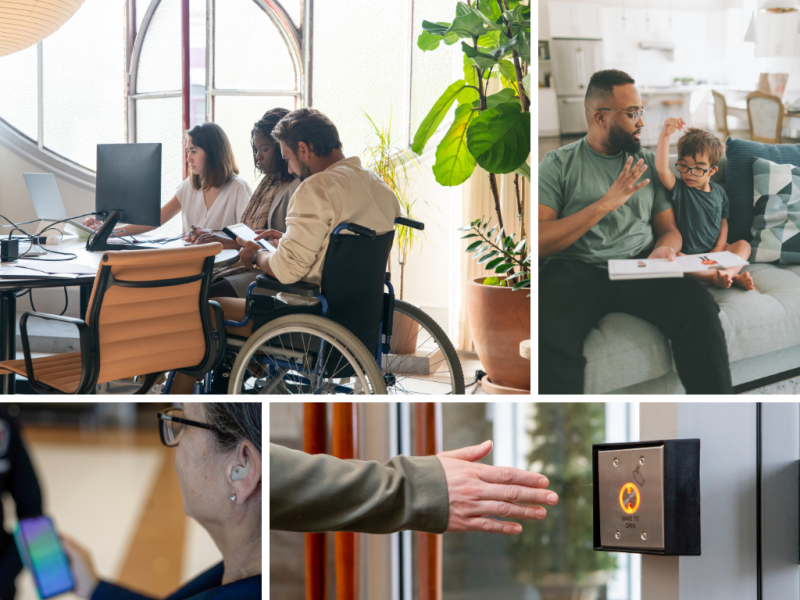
[608,251,749,281]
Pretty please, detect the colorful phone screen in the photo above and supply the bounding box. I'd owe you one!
[15,516,74,599]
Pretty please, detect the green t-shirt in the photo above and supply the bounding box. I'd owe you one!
[539,138,673,266]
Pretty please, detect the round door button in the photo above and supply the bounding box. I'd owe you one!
[619,482,640,514]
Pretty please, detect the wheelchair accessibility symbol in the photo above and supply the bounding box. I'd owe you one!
[619,482,640,514]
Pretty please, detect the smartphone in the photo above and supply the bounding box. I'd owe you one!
[222,223,276,252]
[14,516,75,599]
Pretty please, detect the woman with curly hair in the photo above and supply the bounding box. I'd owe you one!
[186,108,300,298]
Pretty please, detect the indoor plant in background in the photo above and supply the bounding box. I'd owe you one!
[510,403,617,600]
[362,111,425,354]
[411,0,531,391]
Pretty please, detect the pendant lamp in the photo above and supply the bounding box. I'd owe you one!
[760,0,800,13]
[744,11,758,42]
[0,0,84,58]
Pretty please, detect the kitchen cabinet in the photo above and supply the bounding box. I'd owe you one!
[539,88,561,137]
[539,2,549,40]
[547,2,603,39]
[755,12,799,57]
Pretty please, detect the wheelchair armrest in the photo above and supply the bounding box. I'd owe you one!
[256,273,321,297]
[19,312,97,394]
[395,216,424,230]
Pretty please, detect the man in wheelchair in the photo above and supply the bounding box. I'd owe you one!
[169,108,401,394]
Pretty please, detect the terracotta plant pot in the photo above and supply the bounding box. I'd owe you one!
[390,311,420,355]
[466,277,530,391]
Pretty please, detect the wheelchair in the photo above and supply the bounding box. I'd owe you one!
[176,217,464,395]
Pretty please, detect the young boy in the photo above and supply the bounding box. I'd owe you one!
[655,119,754,290]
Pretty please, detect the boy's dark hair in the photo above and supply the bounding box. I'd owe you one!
[584,69,635,110]
[677,128,725,166]
[251,108,293,184]
[271,108,342,157]
[186,122,239,191]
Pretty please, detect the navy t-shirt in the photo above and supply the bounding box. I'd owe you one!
[671,179,730,254]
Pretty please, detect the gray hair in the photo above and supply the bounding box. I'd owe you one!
[204,403,262,456]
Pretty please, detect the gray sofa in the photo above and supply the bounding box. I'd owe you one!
[585,155,800,394]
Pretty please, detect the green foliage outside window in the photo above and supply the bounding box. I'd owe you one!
[508,403,617,585]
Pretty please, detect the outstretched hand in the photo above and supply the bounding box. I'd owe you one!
[438,440,558,535]
[60,536,100,599]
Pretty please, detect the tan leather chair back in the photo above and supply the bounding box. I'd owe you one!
[85,243,221,383]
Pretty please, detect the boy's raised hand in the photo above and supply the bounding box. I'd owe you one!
[661,117,686,137]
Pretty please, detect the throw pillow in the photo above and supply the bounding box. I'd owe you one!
[724,137,800,243]
[750,156,800,263]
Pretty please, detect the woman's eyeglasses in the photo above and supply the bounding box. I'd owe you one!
[157,407,221,447]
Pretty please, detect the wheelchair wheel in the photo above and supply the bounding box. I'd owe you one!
[382,300,465,395]
[227,314,387,395]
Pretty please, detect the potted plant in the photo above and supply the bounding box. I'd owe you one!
[362,111,425,354]
[411,0,531,390]
[509,403,617,600]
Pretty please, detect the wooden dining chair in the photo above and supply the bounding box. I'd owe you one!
[746,90,784,143]
[712,90,732,139]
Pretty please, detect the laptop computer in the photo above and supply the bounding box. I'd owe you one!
[22,173,95,237]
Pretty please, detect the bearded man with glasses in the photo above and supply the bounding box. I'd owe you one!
[538,68,732,394]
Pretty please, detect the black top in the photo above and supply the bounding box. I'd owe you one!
[0,408,43,597]
[91,562,262,600]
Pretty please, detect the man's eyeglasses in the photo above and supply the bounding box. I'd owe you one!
[675,162,714,177]
[157,407,222,447]
[597,107,647,121]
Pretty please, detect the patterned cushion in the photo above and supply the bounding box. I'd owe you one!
[750,156,800,263]
[724,137,800,243]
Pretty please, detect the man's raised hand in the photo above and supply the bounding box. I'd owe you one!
[438,440,558,535]
[601,157,649,214]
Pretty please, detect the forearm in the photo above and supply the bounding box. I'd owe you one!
[655,133,676,191]
[654,229,682,254]
[539,201,610,259]
[114,224,155,237]
[256,252,278,278]
[270,444,449,534]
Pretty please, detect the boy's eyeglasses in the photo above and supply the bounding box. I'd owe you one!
[675,162,714,177]
[157,407,223,447]
[597,107,647,121]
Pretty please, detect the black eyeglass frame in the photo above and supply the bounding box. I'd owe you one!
[157,408,223,447]
[674,162,716,177]
[597,106,648,121]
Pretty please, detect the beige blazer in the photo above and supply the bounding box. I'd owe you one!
[270,443,449,533]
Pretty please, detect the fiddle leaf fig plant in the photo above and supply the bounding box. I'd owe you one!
[413,0,529,288]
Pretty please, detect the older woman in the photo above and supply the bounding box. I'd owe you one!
[61,403,262,600]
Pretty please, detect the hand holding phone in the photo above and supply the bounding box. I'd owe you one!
[14,516,75,599]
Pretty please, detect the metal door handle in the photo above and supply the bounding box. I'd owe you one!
[576,48,586,88]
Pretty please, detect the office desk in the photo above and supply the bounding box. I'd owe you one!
[0,241,238,394]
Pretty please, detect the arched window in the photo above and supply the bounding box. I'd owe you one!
[131,0,304,233]
[0,0,304,232]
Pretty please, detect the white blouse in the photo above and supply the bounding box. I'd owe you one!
[175,175,253,233]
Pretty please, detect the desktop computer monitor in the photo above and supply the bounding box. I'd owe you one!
[89,143,162,251]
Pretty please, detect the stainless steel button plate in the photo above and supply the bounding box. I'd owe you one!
[598,446,665,550]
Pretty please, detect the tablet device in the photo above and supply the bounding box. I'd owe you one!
[14,516,75,599]
[222,223,276,252]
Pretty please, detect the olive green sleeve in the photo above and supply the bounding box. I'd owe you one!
[270,443,449,534]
